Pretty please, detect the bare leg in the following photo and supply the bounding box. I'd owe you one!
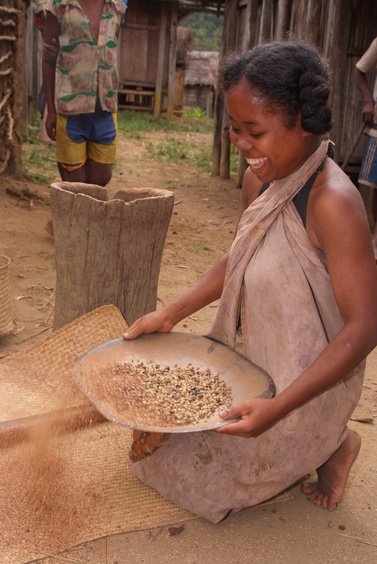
[57,162,87,183]
[86,158,113,186]
[57,160,112,186]
[300,428,361,511]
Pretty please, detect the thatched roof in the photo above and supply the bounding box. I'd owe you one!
[184,51,219,86]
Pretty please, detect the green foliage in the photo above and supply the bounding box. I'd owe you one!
[181,12,223,51]
[23,115,44,144]
[183,107,207,119]
[24,170,55,185]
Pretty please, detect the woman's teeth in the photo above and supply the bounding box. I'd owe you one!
[246,157,267,169]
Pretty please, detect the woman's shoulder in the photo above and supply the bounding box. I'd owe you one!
[306,158,368,247]
[310,158,363,208]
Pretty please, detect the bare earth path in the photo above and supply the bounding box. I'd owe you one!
[0,128,376,563]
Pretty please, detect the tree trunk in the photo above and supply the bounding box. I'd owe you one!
[50,183,174,330]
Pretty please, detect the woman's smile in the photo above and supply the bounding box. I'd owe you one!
[245,156,268,172]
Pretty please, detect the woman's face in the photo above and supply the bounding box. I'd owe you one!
[227,78,317,183]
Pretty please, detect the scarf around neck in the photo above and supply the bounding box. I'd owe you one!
[206,139,330,348]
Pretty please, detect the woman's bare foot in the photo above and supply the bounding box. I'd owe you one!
[300,429,361,511]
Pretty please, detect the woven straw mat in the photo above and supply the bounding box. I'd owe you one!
[0,255,13,338]
[0,304,293,563]
[0,305,195,563]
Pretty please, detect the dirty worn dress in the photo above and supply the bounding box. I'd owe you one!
[131,141,365,523]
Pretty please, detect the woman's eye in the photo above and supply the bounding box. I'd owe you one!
[250,132,261,139]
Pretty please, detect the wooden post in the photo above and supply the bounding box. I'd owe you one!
[219,0,239,179]
[220,108,231,179]
[258,0,274,42]
[305,0,322,45]
[154,3,167,118]
[325,0,352,163]
[234,0,260,188]
[236,153,248,188]
[211,90,223,176]
[275,0,292,40]
[166,1,178,120]
[244,0,260,49]
[50,183,175,330]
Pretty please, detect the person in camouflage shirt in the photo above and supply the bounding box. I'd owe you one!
[43,0,127,195]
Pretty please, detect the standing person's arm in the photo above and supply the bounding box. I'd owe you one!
[353,67,375,126]
[354,38,377,127]
[42,11,59,140]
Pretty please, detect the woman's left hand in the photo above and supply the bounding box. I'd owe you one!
[214,397,282,438]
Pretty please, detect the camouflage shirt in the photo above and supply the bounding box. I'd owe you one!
[47,0,127,115]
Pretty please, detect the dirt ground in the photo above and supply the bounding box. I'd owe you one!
[1,127,377,563]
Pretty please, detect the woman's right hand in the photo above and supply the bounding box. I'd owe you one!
[42,39,59,65]
[123,309,175,340]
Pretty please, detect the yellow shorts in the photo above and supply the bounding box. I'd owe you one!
[56,110,118,166]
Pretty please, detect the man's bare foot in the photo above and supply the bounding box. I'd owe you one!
[300,429,361,511]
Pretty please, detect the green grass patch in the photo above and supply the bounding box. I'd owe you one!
[22,115,57,185]
[188,239,208,252]
[117,109,213,137]
[145,136,239,175]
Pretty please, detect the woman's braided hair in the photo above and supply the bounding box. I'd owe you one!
[219,40,332,135]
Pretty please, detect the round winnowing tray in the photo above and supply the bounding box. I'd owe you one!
[73,333,275,433]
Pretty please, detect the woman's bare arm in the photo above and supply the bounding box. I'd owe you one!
[219,160,377,437]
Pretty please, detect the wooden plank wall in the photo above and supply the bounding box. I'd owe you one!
[258,0,377,166]
[118,0,173,114]
[15,0,377,175]
[214,0,377,179]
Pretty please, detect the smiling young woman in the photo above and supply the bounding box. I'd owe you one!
[123,40,377,523]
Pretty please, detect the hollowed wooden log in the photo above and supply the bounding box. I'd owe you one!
[50,182,174,330]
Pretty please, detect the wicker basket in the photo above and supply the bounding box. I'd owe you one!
[0,255,13,337]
